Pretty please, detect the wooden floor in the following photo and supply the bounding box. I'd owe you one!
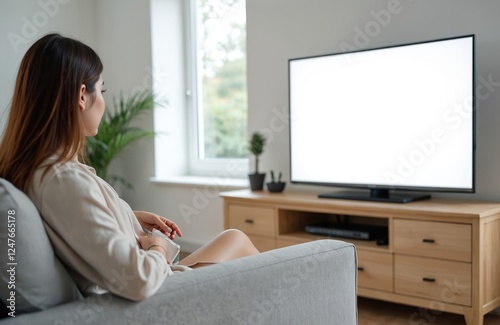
[358,297,500,325]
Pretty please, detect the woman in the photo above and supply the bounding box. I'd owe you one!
[0,33,259,301]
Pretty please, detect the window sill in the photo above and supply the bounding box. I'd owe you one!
[150,175,249,189]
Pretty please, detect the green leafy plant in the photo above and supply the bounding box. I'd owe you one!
[85,89,161,189]
[248,132,266,174]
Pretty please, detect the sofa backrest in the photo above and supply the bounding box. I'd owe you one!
[0,178,82,317]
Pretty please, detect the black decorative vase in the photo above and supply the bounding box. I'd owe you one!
[248,173,266,191]
[266,181,286,193]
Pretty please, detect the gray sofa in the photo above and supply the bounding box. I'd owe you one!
[0,178,357,324]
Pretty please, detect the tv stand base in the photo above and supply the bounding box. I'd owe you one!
[319,189,431,203]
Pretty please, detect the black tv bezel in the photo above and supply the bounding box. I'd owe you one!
[288,34,476,202]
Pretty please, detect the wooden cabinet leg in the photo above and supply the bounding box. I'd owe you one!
[463,309,483,325]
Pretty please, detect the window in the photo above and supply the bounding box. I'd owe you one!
[187,0,248,175]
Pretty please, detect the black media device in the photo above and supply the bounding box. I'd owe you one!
[289,35,475,203]
[305,222,388,241]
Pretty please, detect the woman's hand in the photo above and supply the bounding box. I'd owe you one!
[139,233,171,264]
[134,211,182,240]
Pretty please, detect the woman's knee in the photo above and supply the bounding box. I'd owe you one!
[220,228,250,242]
[220,229,259,254]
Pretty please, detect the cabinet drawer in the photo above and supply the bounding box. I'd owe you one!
[228,204,275,237]
[395,255,471,306]
[394,219,471,262]
[357,250,393,292]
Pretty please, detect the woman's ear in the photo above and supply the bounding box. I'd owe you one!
[79,84,87,111]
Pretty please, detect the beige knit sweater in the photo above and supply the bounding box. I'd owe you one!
[27,156,173,301]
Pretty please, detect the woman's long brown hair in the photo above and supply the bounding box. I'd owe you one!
[0,33,103,191]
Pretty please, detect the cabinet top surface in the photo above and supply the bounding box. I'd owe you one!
[220,189,500,218]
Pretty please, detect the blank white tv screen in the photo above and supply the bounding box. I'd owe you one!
[289,35,474,191]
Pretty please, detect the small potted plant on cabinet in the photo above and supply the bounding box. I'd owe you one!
[267,170,286,193]
[248,132,266,191]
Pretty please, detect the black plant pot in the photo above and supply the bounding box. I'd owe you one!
[266,182,286,193]
[248,173,266,191]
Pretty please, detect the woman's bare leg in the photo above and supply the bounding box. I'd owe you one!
[178,229,259,268]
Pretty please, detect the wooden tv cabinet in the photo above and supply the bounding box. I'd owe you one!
[221,189,500,325]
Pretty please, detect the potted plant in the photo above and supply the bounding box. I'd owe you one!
[267,170,286,193]
[248,132,266,191]
[85,89,161,190]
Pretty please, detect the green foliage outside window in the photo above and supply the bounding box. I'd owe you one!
[197,0,247,159]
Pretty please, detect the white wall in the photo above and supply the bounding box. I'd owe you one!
[246,0,500,201]
[0,0,97,131]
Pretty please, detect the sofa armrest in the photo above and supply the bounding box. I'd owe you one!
[2,239,357,325]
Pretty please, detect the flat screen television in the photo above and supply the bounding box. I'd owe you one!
[289,35,475,203]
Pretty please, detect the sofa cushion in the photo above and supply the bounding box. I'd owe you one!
[0,178,82,315]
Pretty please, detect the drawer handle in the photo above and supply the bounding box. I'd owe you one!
[422,277,436,283]
[245,219,254,224]
[357,267,364,271]
[422,238,435,243]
